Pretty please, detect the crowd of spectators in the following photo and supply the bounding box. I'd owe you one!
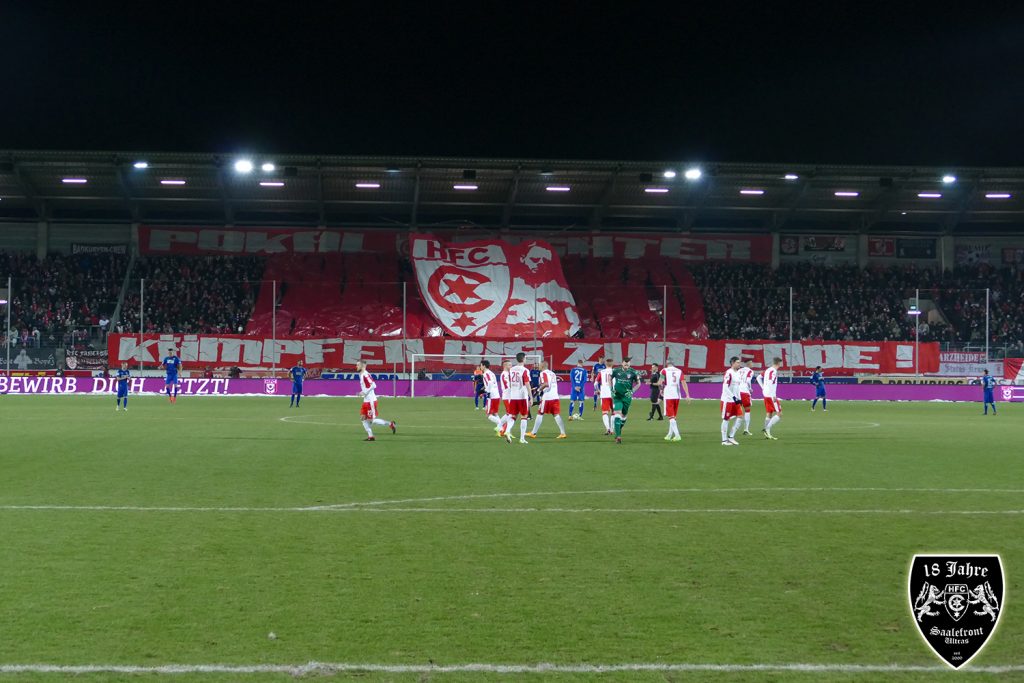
[120,256,265,334]
[689,262,955,342]
[688,261,1024,348]
[0,251,127,349]
[935,264,1024,351]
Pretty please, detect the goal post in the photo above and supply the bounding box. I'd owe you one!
[409,353,544,398]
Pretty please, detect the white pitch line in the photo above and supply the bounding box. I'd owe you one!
[316,486,1024,509]
[1,661,1023,675]
[2,487,1023,515]
[3,505,1024,515]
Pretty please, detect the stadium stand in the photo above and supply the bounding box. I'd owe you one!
[561,257,707,339]
[6,248,1022,353]
[244,253,427,337]
[1,251,128,348]
[119,256,264,334]
[689,263,955,343]
[936,264,1024,347]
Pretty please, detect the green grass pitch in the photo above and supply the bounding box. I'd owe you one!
[0,395,1022,682]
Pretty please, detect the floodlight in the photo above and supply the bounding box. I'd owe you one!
[234,159,254,174]
[133,161,149,169]
[662,170,677,179]
[683,167,702,180]
[261,162,276,172]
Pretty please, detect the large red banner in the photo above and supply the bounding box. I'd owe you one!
[410,234,579,338]
[1005,358,1024,382]
[109,334,939,374]
[139,226,771,262]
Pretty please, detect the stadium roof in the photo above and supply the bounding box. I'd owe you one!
[2,150,1024,234]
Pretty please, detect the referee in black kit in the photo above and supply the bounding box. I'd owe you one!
[647,363,663,420]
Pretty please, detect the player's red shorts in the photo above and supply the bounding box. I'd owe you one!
[540,399,560,415]
[601,397,613,412]
[360,400,378,419]
[764,397,781,414]
[486,398,501,415]
[665,398,680,418]
[506,399,529,417]
[720,401,743,419]
[740,392,751,409]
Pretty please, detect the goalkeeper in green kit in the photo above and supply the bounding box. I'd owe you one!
[611,357,640,444]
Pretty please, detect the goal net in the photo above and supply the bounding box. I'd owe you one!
[409,353,545,398]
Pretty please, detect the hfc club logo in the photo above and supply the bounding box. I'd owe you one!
[909,554,1004,669]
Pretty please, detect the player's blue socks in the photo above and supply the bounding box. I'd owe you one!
[577,403,584,418]
[811,398,817,409]
[822,398,827,410]
[290,395,295,407]
[296,394,301,407]
[568,401,575,415]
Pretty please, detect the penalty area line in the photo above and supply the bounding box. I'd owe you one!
[1,662,1022,675]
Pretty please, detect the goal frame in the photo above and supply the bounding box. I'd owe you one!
[409,353,545,398]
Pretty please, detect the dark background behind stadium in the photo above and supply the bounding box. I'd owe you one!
[2,3,1023,164]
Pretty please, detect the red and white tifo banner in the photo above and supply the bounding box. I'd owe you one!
[140,225,772,262]
[1005,358,1024,382]
[108,334,939,374]
[410,234,581,338]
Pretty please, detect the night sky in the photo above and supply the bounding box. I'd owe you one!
[2,3,1023,165]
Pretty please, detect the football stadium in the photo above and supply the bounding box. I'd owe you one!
[2,6,1023,682]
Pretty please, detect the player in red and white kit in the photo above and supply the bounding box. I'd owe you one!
[720,356,743,446]
[598,357,614,435]
[480,360,502,430]
[739,359,755,436]
[659,359,691,441]
[528,361,567,439]
[757,356,783,440]
[496,359,513,437]
[504,352,532,444]
[356,360,396,441]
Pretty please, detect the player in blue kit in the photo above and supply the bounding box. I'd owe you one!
[591,359,606,410]
[567,359,588,420]
[529,363,542,406]
[115,362,130,411]
[981,368,997,415]
[473,366,486,410]
[289,360,307,408]
[163,349,181,403]
[810,366,827,411]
